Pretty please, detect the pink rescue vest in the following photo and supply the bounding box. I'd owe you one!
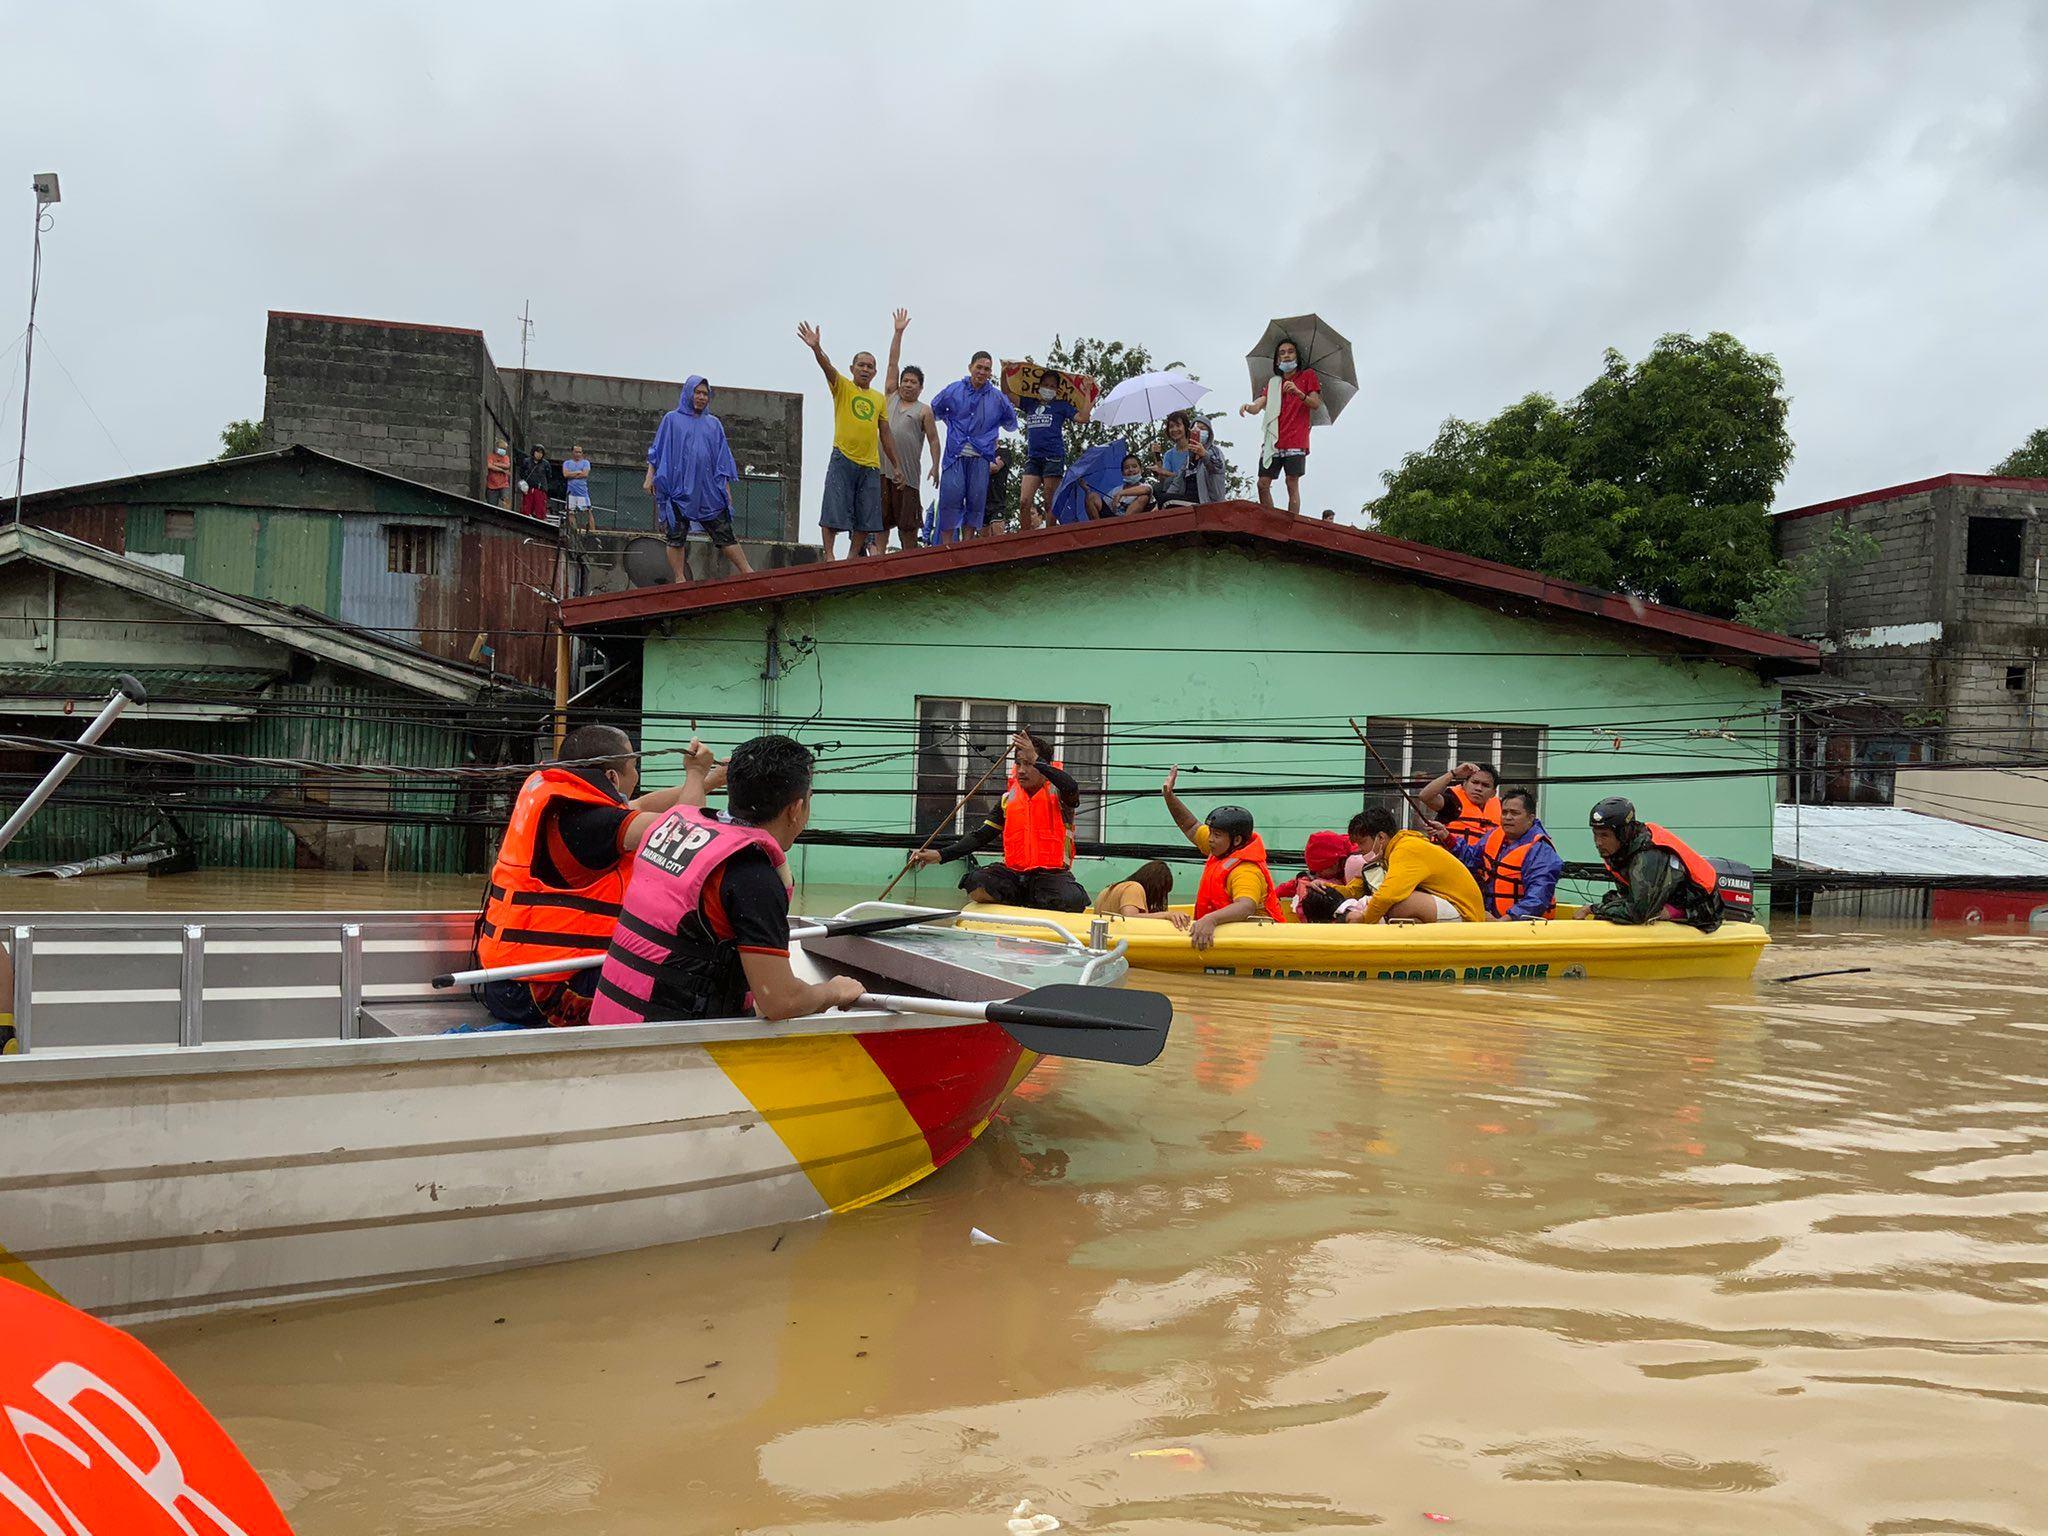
[589,804,787,1025]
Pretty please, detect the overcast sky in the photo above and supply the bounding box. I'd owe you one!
[5,1,2044,532]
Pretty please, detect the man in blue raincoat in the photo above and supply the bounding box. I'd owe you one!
[643,376,755,584]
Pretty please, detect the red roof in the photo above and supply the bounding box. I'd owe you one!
[563,500,1819,670]
[1776,473,2048,523]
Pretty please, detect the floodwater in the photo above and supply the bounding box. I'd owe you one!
[23,874,2048,1534]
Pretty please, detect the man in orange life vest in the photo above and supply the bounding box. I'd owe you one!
[474,724,714,1028]
[1446,784,1563,920]
[1159,766,1284,949]
[1580,796,1725,932]
[1417,761,1501,839]
[908,730,1089,912]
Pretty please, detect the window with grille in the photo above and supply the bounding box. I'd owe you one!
[385,525,440,576]
[1362,718,1544,826]
[915,697,1108,844]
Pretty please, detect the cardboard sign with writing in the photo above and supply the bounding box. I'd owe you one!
[1000,362,1098,410]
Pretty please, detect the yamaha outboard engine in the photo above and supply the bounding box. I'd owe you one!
[1709,858,1756,921]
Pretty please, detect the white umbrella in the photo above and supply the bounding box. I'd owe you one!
[1093,370,1211,427]
[1245,314,1358,426]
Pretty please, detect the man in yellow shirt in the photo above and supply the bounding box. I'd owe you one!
[1346,807,1487,924]
[797,320,902,560]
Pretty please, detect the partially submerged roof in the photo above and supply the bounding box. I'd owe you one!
[1776,804,2048,877]
[564,501,1819,674]
[0,524,542,703]
[10,443,546,532]
[1775,473,2048,523]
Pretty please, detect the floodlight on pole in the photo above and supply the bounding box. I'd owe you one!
[14,173,61,522]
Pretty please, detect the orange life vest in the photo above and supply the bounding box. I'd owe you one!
[476,767,630,979]
[1474,826,1556,918]
[1443,783,1501,839]
[1000,764,1072,872]
[1194,832,1286,922]
[1602,822,1720,898]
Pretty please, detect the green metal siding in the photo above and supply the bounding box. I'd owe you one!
[121,505,342,612]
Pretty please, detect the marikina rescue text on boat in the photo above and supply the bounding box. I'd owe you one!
[0,903,1165,1325]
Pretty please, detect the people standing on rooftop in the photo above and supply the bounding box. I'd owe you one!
[519,446,552,520]
[562,444,593,528]
[485,439,512,508]
[1016,366,1092,532]
[798,320,901,561]
[882,310,941,553]
[643,376,755,584]
[930,351,1019,544]
[1238,336,1321,516]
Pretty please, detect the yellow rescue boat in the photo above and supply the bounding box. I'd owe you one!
[963,905,1768,983]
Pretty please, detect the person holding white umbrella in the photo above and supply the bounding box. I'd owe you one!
[1238,336,1322,515]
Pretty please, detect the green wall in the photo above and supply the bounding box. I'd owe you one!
[637,544,1782,909]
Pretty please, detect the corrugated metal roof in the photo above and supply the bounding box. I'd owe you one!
[1775,804,2048,876]
[0,664,273,698]
[564,501,1820,672]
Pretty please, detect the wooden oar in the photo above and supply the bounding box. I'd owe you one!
[1346,716,1439,828]
[432,907,963,988]
[862,983,1171,1066]
[875,734,1007,902]
[0,675,147,857]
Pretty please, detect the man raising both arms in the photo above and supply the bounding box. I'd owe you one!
[882,309,941,552]
[799,321,901,560]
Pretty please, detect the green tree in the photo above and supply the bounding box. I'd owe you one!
[1734,519,1883,635]
[218,418,262,459]
[1370,332,1794,618]
[1993,427,2048,478]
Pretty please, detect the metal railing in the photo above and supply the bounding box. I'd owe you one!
[6,920,368,1055]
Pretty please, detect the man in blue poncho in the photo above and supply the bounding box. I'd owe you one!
[642,376,755,583]
[930,351,1018,544]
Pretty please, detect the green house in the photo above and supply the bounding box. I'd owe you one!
[564,504,1817,909]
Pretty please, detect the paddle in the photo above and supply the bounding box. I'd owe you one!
[862,983,1171,1066]
[432,907,963,988]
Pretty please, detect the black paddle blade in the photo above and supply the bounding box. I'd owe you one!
[985,984,1172,1067]
[811,910,959,938]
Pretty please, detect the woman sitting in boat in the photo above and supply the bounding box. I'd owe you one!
[1158,767,1285,949]
[1579,797,1725,932]
[474,724,717,1029]
[1445,786,1562,920]
[1340,807,1488,924]
[590,735,867,1024]
[1095,860,1174,917]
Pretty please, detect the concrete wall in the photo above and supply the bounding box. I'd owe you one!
[1895,766,2048,840]
[635,543,1782,903]
[1778,481,2048,750]
[263,314,493,499]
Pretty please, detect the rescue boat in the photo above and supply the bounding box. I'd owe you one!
[0,903,1143,1326]
[964,904,1769,983]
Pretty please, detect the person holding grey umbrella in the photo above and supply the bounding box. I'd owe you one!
[1239,337,1321,514]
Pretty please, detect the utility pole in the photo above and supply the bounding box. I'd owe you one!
[13,173,60,522]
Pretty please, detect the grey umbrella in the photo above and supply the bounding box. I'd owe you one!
[1245,313,1358,426]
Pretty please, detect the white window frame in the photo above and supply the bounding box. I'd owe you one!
[1364,717,1546,826]
[915,696,1109,843]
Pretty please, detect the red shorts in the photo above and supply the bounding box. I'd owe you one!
[520,487,550,519]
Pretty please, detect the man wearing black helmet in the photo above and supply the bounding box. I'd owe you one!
[1581,797,1725,931]
[1160,767,1284,949]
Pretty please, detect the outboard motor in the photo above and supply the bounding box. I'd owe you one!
[1709,858,1755,921]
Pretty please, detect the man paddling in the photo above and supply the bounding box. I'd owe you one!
[1580,797,1725,931]
[1159,766,1284,949]
[907,730,1089,912]
[473,725,712,1029]
[589,734,865,1024]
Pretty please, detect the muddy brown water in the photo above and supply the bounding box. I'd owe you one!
[15,874,2048,1533]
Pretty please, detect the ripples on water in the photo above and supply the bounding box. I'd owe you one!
[133,912,2048,1536]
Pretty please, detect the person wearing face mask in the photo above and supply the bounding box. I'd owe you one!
[1085,453,1154,517]
[1147,412,1198,506]
[1186,415,1231,504]
[1016,365,1094,531]
[473,725,720,1029]
[1237,337,1321,515]
[798,320,902,561]
[930,350,1020,544]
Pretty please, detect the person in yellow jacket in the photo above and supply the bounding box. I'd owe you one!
[1342,806,1487,924]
